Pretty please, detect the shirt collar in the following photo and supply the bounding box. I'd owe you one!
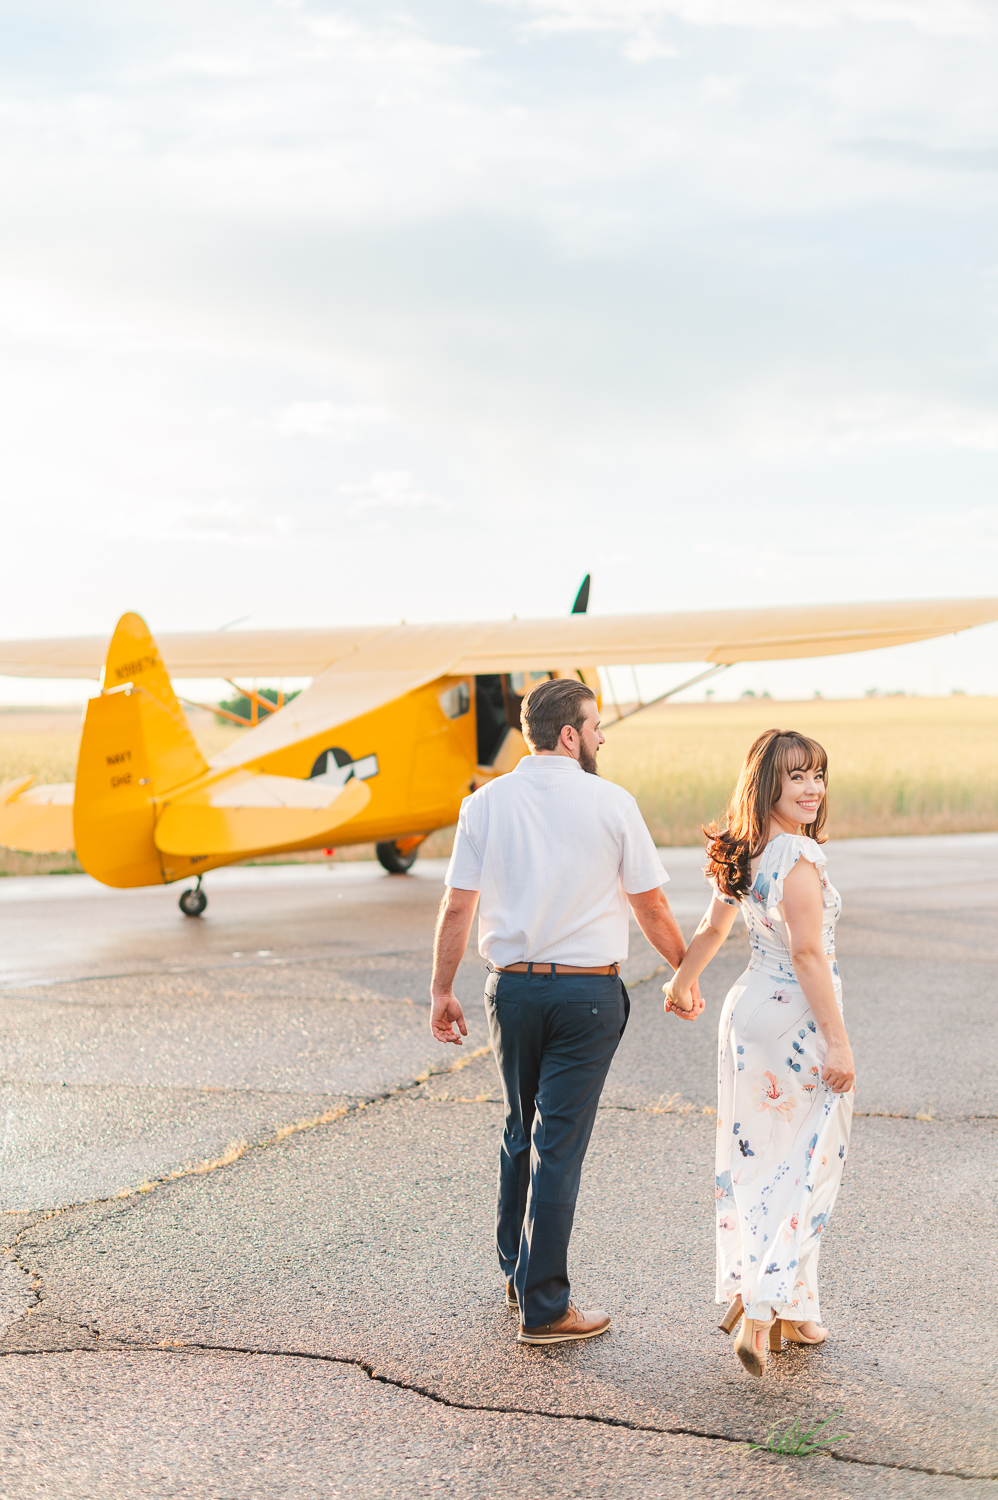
[513,753,582,773]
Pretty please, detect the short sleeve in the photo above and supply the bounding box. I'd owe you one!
[768,835,833,910]
[710,882,740,908]
[444,795,484,891]
[619,796,669,894]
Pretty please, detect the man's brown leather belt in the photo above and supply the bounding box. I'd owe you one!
[496,962,620,976]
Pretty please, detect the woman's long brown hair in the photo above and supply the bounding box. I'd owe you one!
[705,729,828,899]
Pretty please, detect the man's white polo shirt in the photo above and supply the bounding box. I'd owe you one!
[444,753,668,969]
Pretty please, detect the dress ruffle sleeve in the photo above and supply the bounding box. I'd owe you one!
[767,834,834,913]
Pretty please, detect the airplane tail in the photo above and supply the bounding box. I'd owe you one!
[73,611,372,885]
[73,613,209,887]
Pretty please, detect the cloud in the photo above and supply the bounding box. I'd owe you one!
[337,470,454,515]
[845,137,998,173]
[729,390,998,458]
[274,401,389,440]
[497,0,993,42]
[88,499,298,547]
[1,0,998,660]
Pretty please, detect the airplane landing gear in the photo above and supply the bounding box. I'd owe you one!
[376,839,422,875]
[179,878,207,917]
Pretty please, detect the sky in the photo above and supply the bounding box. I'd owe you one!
[1,0,997,704]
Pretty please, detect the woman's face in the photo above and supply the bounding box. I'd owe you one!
[771,759,825,832]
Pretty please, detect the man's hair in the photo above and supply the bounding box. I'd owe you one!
[520,677,597,751]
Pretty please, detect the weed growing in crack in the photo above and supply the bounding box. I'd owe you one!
[750,1410,851,1458]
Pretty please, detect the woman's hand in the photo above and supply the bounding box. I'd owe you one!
[821,1041,855,1093]
[663,976,695,1017]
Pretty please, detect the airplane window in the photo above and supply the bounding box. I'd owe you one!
[438,682,471,719]
[509,671,550,696]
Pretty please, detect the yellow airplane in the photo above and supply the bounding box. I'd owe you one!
[1,588,996,915]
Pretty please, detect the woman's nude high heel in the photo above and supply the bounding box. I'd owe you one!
[718,1295,743,1334]
[733,1314,779,1377]
[779,1319,827,1345]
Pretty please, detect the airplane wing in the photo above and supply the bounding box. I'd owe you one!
[0,598,995,680]
[444,598,998,672]
[2,595,996,870]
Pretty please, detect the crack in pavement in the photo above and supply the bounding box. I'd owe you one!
[412,1090,998,1123]
[0,1338,993,1484]
[2,990,993,1482]
[0,1042,494,1254]
[6,1039,990,1257]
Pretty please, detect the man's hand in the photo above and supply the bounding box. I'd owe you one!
[663,976,704,1020]
[430,886,479,1045]
[431,990,468,1045]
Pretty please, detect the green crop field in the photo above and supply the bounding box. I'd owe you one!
[2,695,996,874]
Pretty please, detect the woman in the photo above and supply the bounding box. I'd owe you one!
[664,729,855,1379]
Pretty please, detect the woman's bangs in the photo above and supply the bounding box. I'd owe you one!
[775,733,827,779]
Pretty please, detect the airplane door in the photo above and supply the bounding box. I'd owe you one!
[474,672,551,767]
[474,675,508,766]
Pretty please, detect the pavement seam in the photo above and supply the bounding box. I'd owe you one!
[5,1059,993,1255]
[0,1339,993,1484]
[409,1091,998,1123]
[0,1043,495,1255]
[3,1075,994,1123]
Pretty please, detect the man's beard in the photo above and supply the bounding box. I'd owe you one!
[579,741,600,776]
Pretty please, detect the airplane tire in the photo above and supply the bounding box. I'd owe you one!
[179,886,208,917]
[376,840,419,875]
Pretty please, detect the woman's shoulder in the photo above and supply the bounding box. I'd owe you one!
[768,830,826,863]
[762,834,834,900]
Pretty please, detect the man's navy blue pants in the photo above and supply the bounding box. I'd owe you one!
[484,966,629,1328]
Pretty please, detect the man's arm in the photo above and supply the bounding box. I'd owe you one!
[430,885,479,1044]
[627,887,704,1019]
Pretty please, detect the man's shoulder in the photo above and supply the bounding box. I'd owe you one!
[536,768,642,822]
[585,775,640,812]
[471,766,639,817]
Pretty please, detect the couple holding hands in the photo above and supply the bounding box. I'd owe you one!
[430,677,854,1378]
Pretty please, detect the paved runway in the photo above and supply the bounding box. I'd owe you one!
[1,837,996,1497]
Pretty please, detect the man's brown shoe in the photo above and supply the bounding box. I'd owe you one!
[517,1300,611,1345]
[506,1280,518,1311]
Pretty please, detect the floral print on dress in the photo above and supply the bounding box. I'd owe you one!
[713,832,853,1325]
[752,1070,799,1122]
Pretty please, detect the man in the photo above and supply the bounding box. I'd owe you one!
[430,677,702,1346]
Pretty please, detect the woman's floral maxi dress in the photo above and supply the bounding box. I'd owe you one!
[714,833,853,1324]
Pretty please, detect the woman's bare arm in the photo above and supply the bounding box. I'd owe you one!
[663,896,739,1014]
[781,859,855,1093]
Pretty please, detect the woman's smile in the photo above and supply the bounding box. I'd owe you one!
[771,763,826,835]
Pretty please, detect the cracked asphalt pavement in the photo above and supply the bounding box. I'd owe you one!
[1,838,996,1498]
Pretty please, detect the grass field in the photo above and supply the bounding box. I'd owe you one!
[2,695,996,874]
[0,711,244,876]
[598,694,998,846]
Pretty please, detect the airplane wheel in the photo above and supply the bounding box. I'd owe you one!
[179,886,207,917]
[376,840,419,875]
